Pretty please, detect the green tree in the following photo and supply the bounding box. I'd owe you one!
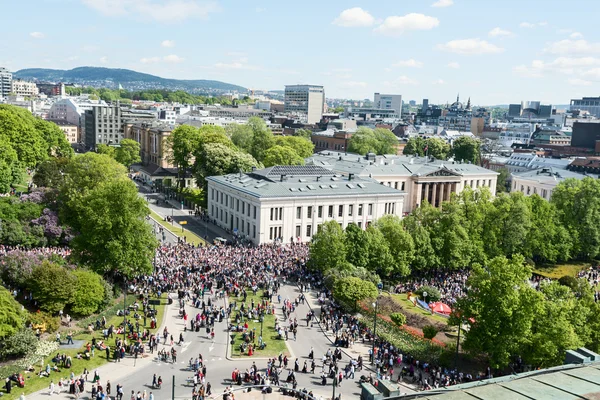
[0,105,51,167]
[0,286,25,338]
[347,127,379,155]
[274,136,314,158]
[0,329,38,359]
[425,137,451,160]
[309,220,347,272]
[248,118,275,162]
[194,143,259,188]
[390,313,407,327]
[496,168,510,193]
[97,144,116,158]
[331,106,345,114]
[165,125,202,189]
[114,139,141,168]
[263,146,304,167]
[70,179,157,278]
[293,128,313,139]
[450,255,542,369]
[403,136,427,157]
[29,261,76,313]
[365,225,395,278]
[483,192,531,259]
[0,136,21,193]
[403,212,437,270]
[333,276,378,311]
[33,158,68,189]
[526,195,572,263]
[373,128,398,154]
[33,119,74,158]
[70,270,106,316]
[227,123,254,153]
[435,201,472,269]
[422,325,438,340]
[374,215,414,277]
[452,136,480,164]
[344,223,370,269]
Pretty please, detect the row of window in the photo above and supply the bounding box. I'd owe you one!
[211,188,258,220]
[294,204,375,219]
[514,182,549,199]
[211,204,258,238]
[465,179,493,189]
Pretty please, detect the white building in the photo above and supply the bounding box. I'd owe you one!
[0,67,12,98]
[511,167,594,201]
[206,165,405,245]
[10,80,39,97]
[284,85,325,124]
[374,93,402,118]
[308,151,499,213]
[503,152,572,173]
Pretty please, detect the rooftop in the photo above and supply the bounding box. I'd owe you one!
[512,167,597,183]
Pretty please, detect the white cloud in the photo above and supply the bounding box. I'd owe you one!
[488,27,512,37]
[29,32,45,39]
[161,40,175,48]
[99,56,108,64]
[163,54,184,63]
[81,0,220,23]
[447,61,460,69]
[140,57,161,64]
[384,75,419,86]
[520,21,547,28]
[393,59,423,68]
[375,13,439,36]
[570,32,583,39]
[568,78,592,86]
[432,79,445,85]
[341,81,368,88]
[513,63,544,78]
[512,57,600,79]
[437,38,504,55]
[431,0,453,7]
[544,39,600,55]
[581,68,600,80]
[332,7,375,27]
[538,21,548,26]
[68,56,80,61]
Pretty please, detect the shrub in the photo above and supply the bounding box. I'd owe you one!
[70,270,106,316]
[28,311,60,333]
[390,312,406,327]
[414,285,442,302]
[558,275,579,291]
[0,286,25,338]
[0,329,38,360]
[28,260,75,313]
[0,250,44,288]
[423,325,438,340]
[99,279,115,310]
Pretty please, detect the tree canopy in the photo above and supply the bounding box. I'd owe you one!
[452,136,480,164]
[347,127,398,155]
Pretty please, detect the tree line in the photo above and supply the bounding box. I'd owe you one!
[403,136,481,165]
[167,117,315,191]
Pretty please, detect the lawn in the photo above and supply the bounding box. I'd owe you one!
[228,290,289,358]
[390,293,450,324]
[0,293,166,400]
[532,261,589,279]
[149,210,205,246]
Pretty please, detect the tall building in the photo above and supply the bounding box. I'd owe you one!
[570,96,600,118]
[374,93,402,117]
[11,80,39,97]
[508,101,553,119]
[284,85,325,124]
[47,120,79,144]
[83,104,155,149]
[0,67,12,98]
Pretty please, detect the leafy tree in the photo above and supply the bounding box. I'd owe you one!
[402,208,438,270]
[263,145,304,167]
[309,220,347,272]
[193,143,260,188]
[333,276,378,311]
[293,128,313,139]
[69,179,158,278]
[452,136,480,164]
[390,313,407,327]
[425,137,451,160]
[165,125,202,189]
[0,286,25,338]
[0,136,21,193]
[70,270,106,316]
[29,260,76,313]
[496,168,510,193]
[274,136,314,158]
[403,136,427,156]
[450,255,542,369]
[435,201,472,269]
[331,106,345,114]
[455,187,494,265]
[344,223,370,269]
[248,118,275,162]
[422,325,438,340]
[373,128,399,154]
[114,138,141,168]
[33,158,68,189]
[374,215,414,277]
[414,285,442,302]
[526,195,572,263]
[33,119,74,158]
[365,225,395,278]
[347,127,379,155]
[483,192,531,259]
[227,123,254,153]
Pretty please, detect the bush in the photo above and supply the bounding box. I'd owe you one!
[28,311,60,333]
[70,270,106,316]
[422,325,438,340]
[414,285,442,302]
[0,329,38,360]
[99,279,115,310]
[390,312,406,327]
[0,287,25,338]
[28,261,75,313]
[558,275,579,291]
[333,277,378,311]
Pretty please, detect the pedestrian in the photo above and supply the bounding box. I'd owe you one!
[106,380,111,397]
[49,380,55,395]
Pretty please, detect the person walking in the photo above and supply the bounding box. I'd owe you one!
[49,381,55,395]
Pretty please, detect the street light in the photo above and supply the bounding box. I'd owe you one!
[371,282,383,366]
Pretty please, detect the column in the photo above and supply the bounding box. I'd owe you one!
[415,183,422,208]
[423,183,430,204]
[445,182,452,201]
[439,183,446,203]
[431,183,438,207]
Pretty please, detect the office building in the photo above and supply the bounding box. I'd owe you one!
[374,93,402,117]
[0,67,12,98]
[125,121,173,168]
[284,85,325,124]
[570,96,600,118]
[84,104,155,149]
[511,167,594,201]
[508,101,553,119]
[206,165,406,245]
[47,120,78,144]
[571,121,600,150]
[10,80,39,97]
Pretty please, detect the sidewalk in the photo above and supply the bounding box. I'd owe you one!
[26,293,178,400]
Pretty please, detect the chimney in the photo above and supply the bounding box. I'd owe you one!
[280,174,286,182]
[348,173,354,181]
[316,176,321,182]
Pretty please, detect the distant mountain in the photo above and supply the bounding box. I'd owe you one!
[13,67,247,93]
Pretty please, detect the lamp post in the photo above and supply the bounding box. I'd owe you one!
[371,282,383,366]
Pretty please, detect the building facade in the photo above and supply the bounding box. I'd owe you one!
[571,96,600,118]
[206,165,406,245]
[48,120,78,144]
[284,85,325,124]
[0,67,12,98]
[124,121,173,168]
[84,104,155,149]
[10,80,39,97]
[374,93,402,117]
[511,167,594,201]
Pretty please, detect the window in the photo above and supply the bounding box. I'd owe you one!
[358,204,363,216]
[338,205,343,217]
[401,182,405,191]
[242,202,245,214]
[236,217,239,230]
[269,227,274,240]
[296,207,301,219]
[306,225,312,237]
[270,208,274,221]
[348,205,353,216]
[368,204,373,216]
[296,225,301,237]
[328,205,334,218]
[211,205,214,215]
[394,182,398,189]
[318,206,323,218]
[253,225,256,238]
[307,206,313,219]
[225,195,229,207]
[358,221,362,229]
[279,207,283,220]
[211,189,214,200]
[254,206,257,219]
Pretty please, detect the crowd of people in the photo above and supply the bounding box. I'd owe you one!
[394,270,470,305]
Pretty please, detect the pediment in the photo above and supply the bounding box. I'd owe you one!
[424,167,460,177]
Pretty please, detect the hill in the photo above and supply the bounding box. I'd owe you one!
[13,67,247,93]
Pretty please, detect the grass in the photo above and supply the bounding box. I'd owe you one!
[0,294,167,400]
[532,261,589,279]
[149,210,205,246]
[228,290,290,358]
[390,293,450,324]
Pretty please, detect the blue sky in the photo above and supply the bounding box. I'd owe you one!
[1,0,599,105]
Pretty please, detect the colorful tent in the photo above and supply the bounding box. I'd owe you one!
[430,302,452,315]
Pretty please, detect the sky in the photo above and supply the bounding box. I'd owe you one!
[1,0,599,105]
